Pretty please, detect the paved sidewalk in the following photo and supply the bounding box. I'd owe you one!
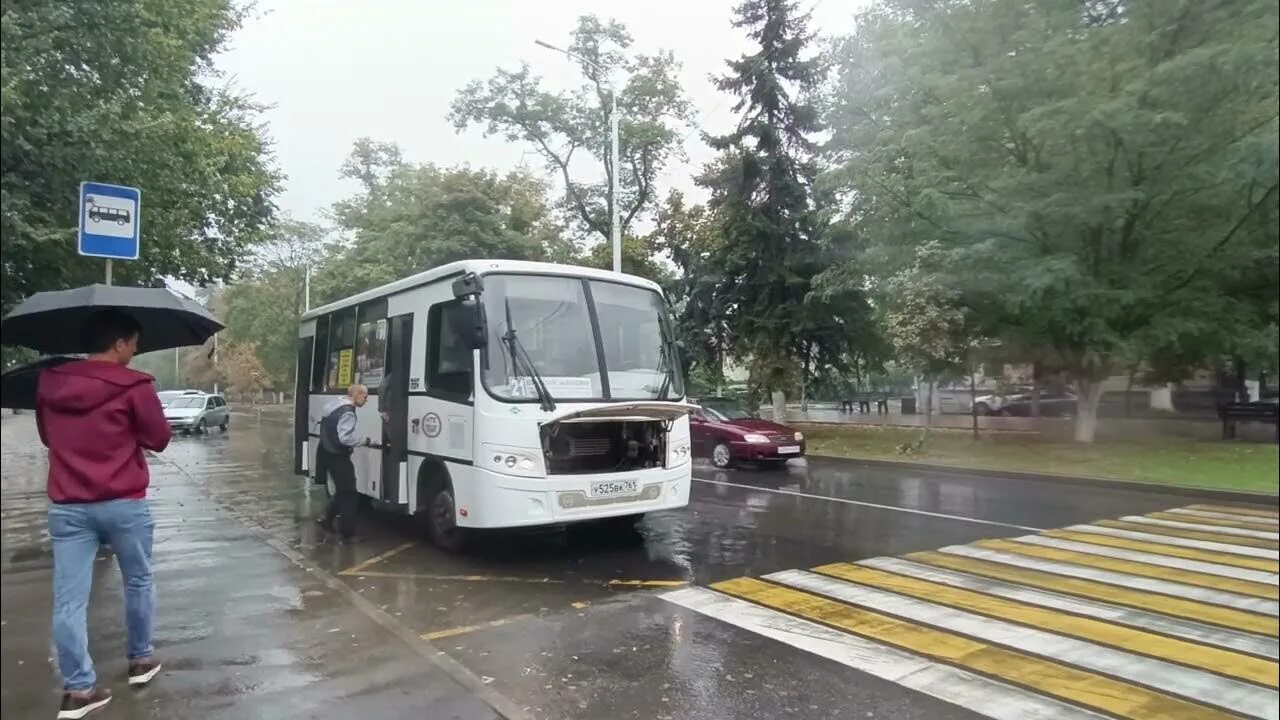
[0,416,503,720]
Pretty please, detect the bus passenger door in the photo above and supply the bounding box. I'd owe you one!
[293,336,314,476]
[381,314,413,504]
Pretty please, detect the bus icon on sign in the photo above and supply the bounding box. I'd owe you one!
[86,197,131,225]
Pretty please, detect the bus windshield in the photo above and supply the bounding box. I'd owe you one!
[481,274,683,402]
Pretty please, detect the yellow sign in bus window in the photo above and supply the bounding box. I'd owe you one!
[337,348,354,387]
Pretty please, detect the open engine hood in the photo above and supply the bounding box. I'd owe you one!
[543,401,697,425]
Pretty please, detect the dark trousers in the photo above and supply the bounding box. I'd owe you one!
[317,447,358,538]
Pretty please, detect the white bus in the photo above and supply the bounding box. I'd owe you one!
[293,259,693,549]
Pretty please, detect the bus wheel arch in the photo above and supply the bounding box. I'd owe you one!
[414,460,468,551]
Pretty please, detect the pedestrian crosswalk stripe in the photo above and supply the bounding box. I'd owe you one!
[978,538,1280,600]
[1148,511,1280,534]
[709,577,1238,720]
[1124,515,1280,540]
[663,586,1111,720]
[1187,504,1280,520]
[861,557,1279,659]
[943,544,1279,615]
[1048,528,1280,570]
[909,550,1280,634]
[774,569,1278,717]
[1096,518,1280,549]
[1068,523,1280,560]
[807,563,1278,689]
[1012,534,1280,583]
[1169,508,1280,525]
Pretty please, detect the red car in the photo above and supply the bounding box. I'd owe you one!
[690,400,806,468]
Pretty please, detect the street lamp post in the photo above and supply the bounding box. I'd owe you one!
[534,39,621,274]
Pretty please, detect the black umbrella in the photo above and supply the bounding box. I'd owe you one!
[1,284,223,355]
[0,356,78,410]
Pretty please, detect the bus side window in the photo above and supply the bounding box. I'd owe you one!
[426,301,472,400]
[311,315,330,392]
[325,307,357,392]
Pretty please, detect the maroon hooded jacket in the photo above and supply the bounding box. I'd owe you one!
[36,360,172,504]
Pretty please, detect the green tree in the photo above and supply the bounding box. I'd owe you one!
[221,218,326,390]
[883,241,979,430]
[649,191,730,387]
[0,0,281,312]
[450,15,692,260]
[312,142,568,304]
[583,234,674,287]
[824,0,1279,441]
[701,0,868,421]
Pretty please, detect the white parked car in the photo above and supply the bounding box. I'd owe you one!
[163,392,230,434]
[973,387,1032,415]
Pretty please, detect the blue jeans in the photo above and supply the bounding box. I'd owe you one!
[48,500,155,691]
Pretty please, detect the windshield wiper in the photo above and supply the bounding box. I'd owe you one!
[655,323,677,401]
[503,298,555,412]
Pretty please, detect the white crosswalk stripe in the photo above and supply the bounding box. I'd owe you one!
[1008,534,1280,584]
[1120,515,1279,540]
[1066,523,1280,559]
[665,504,1280,720]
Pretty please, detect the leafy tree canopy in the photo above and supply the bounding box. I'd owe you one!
[823,0,1279,439]
[450,15,693,252]
[1,0,281,312]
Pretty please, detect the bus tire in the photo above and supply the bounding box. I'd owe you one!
[415,464,468,552]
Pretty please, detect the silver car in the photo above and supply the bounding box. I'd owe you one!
[163,393,231,433]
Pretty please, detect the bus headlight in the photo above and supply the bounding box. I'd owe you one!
[667,440,691,467]
[481,444,543,478]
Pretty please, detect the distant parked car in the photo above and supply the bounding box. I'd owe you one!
[163,392,230,434]
[157,390,183,407]
[972,386,1031,415]
[993,389,1075,417]
[157,389,204,408]
[689,398,805,468]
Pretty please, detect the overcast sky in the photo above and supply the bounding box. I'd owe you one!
[214,0,863,226]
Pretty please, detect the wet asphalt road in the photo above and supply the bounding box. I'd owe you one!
[3,411,1273,720]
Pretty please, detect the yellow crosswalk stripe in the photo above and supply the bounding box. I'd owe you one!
[1043,529,1280,572]
[977,538,1279,600]
[1148,511,1280,534]
[1096,519,1279,550]
[907,551,1279,636]
[1188,504,1280,520]
[711,577,1235,720]
[812,562,1278,688]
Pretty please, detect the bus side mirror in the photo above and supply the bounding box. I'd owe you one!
[452,272,483,299]
[450,298,488,350]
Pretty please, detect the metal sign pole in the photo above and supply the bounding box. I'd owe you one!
[105,259,113,286]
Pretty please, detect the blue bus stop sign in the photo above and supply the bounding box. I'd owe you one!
[78,182,141,260]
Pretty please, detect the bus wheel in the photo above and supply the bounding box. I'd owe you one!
[423,487,467,552]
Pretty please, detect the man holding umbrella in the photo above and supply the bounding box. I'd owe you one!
[34,310,171,717]
[2,282,223,718]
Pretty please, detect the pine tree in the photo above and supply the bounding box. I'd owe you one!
[702,0,855,420]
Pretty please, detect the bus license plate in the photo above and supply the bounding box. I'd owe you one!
[590,479,638,498]
[778,446,801,455]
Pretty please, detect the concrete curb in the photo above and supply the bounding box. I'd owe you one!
[795,420,1040,435]
[817,456,1280,505]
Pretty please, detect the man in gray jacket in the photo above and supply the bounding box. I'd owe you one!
[315,384,368,542]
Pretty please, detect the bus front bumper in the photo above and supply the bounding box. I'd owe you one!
[454,463,692,529]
